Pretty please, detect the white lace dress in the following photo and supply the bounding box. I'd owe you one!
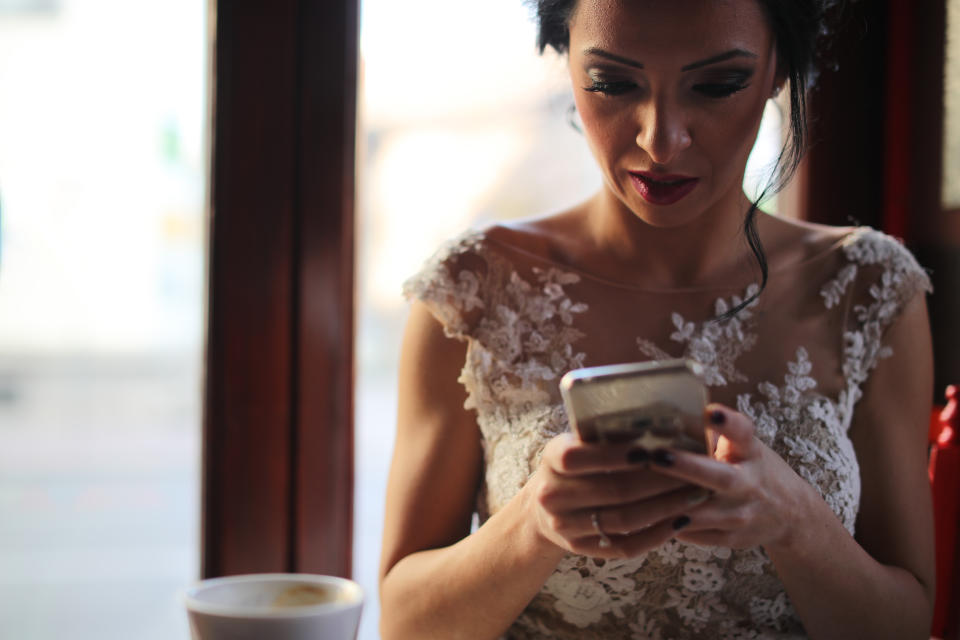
[402,225,931,639]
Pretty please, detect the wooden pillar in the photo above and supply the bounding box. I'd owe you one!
[202,0,357,578]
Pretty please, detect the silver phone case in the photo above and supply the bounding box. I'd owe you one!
[559,359,709,452]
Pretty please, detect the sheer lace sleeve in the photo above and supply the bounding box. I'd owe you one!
[824,229,932,407]
[402,229,488,342]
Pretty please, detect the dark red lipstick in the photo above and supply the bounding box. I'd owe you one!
[629,171,699,205]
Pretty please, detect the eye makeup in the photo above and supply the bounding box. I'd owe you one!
[581,66,640,96]
[691,69,755,98]
[583,78,637,95]
[582,67,755,99]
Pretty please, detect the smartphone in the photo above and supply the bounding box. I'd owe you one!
[559,359,710,453]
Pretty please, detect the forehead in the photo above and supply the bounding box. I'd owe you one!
[569,0,773,63]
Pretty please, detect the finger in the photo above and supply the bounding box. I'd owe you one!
[646,447,744,494]
[706,404,760,460]
[670,498,750,533]
[617,516,693,558]
[567,517,679,559]
[668,497,770,550]
[581,486,712,536]
[540,432,578,472]
[544,434,662,475]
[537,467,690,512]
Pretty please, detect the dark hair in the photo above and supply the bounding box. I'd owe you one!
[530,0,844,319]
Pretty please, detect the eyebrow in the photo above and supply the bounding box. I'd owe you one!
[681,49,758,71]
[583,47,645,69]
[583,47,758,71]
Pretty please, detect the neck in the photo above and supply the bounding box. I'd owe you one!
[583,186,759,290]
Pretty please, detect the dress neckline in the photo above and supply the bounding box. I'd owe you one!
[478,225,867,294]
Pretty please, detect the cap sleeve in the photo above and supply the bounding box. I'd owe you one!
[839,229,932,387]
[402,229,488,342]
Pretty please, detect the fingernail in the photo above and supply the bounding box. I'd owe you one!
[627,448,649,464]
[652,449,675,467]
[686,489,711,506]
[709,409,726,426]
[672,515,691,531]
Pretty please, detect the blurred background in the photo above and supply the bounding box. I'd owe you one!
[0,0,954,639]
[0,1,205,638]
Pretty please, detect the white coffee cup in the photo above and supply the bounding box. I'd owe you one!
[183,573,363,640]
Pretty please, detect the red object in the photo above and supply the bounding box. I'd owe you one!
[930,385,960,638]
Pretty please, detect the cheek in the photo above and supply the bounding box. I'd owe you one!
[696,99,768,176]
[574,96,634,163]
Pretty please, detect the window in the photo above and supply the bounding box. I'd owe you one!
[0,3,207,638]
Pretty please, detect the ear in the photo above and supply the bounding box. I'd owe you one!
[770,41,788,99]
[771,59,787,99]
[769,40,787,99]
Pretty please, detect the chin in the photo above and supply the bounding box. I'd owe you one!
[622,197,706,230]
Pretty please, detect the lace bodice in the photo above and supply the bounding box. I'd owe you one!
[402,225,931,639]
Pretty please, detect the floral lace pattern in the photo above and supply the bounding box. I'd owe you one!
[821,230,933,418]
[737,347,861,533]
[463,263,589,509]
[637,284,760,386]
[403,227,931,639]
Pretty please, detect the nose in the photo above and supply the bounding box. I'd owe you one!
[635,102,692,165]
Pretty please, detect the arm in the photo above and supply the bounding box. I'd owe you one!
[378,301,565,640]
[379,302,702,639]
[648,293,935,639]
[769,292,935,638]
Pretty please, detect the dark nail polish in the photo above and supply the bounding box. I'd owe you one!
[652,449,675,467]
[672,515,691,531]
[710,409,726,425]
[627,448,649,464]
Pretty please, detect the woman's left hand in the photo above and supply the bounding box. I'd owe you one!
[648,403,814,551]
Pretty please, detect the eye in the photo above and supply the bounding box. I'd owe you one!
[692,70,754,99]
[583,80,636,96]
[693,82,750,98]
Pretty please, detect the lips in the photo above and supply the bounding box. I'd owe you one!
[629,171,699,206]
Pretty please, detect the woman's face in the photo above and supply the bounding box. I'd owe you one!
[567,0,781,229]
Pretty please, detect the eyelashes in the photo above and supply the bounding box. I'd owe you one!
[692,82,751,98]
[583,80,636,96]
[583,78,752,99]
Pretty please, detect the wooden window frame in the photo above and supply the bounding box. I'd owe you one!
[201,0,358,578]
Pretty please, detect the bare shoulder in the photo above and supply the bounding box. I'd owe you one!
[485,202,593,263]
[757,212,858,270]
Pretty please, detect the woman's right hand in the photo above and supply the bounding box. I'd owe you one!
[528,432,711,558]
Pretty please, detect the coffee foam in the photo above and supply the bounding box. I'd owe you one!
[272,584,348,608]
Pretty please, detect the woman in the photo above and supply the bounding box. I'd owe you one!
[379,0,936,637]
